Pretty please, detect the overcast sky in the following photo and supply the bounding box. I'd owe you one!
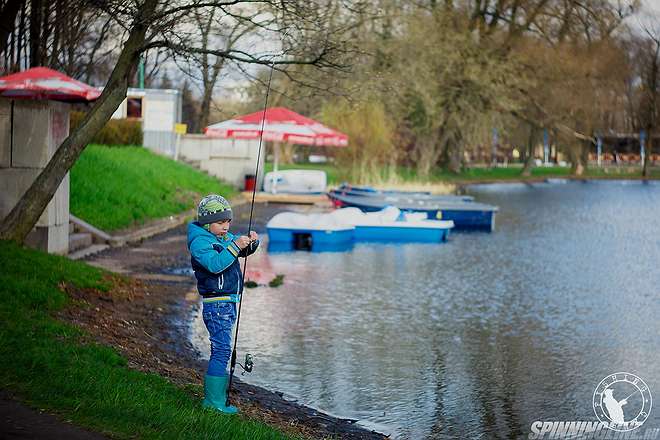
[631,0,660,33]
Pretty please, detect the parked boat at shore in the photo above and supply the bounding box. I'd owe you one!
[331,184,474,202]
[326,191,498,231]
[266,211,354,252]
[331,207,454,242]
[266,207,454,251]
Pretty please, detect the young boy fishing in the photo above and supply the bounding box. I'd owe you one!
[187,194,258,414]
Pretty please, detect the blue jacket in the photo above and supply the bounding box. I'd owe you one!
[187,222,258,301]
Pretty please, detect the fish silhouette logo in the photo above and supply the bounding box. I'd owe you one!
[593,372,652,431]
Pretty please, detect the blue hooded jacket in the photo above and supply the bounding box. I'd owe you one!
[187,222,258,301]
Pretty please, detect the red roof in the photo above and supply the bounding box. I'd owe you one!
[0,67,100,102]
[205,107,348,147]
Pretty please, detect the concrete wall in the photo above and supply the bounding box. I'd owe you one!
[179,135,264,189]
[0,98,70,254]
[144,131,177,157]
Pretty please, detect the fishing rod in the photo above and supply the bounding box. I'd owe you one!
[226,60,276,407]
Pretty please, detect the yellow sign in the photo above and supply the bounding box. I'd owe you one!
[436,211,443,220]
[174,123,187,134]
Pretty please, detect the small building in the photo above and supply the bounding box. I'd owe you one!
[111,87,182,157]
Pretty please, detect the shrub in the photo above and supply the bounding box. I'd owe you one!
[320,100,398,184]
[70,111,143,146]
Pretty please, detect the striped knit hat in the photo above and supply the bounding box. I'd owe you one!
[197,194,232,225]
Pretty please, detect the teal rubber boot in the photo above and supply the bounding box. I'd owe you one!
[202,375,239,414]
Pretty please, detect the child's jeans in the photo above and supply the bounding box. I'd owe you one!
[202,301,237,377]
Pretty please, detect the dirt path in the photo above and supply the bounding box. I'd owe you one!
[70,203,386,440]
[0,391,108,440]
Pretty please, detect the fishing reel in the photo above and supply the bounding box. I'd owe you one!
[237,353,254,376]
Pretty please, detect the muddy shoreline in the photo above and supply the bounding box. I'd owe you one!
[74,202,386,440]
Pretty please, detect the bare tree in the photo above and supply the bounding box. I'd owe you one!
[0,0,352,244]
[177,7,263,129]
[635,19,660,177]
[0,0,26,57]
[0,0,121,82]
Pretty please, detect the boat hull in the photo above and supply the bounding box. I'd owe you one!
[327,193,497,231]
[428,209,496,232]
[329,188,474,203]
[267,227,354,252]
[354,225,450,242]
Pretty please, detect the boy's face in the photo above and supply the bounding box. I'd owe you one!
[209,219,231,236]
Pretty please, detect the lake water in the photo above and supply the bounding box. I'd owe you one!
[189,180,660,439]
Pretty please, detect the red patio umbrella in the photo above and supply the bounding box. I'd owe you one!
[205,107,349,148]
[0,67,101,102]
[205,108,348,192]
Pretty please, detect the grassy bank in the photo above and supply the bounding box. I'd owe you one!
[0,240,292,439]
[421,165,660,182]
[71,145,236,231]
[265,162,660,186]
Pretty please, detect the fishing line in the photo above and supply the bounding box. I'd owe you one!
[226,60,275,407]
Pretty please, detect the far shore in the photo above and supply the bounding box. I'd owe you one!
[265,161,660,194]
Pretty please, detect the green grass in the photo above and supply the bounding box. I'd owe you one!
[0,240,294,439]
[71,145,237,231]
[265,161,660,185]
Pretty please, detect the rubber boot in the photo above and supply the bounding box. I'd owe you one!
[202,375,238,414]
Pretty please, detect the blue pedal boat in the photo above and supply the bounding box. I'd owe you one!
[329,207,454,243]
[266,212,354,252]
[326,192,498,231]
[331,185,474,203]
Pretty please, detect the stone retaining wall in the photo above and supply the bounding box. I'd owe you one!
[0,98,70,254]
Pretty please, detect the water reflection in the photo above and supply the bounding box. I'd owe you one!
[189,181,660,439]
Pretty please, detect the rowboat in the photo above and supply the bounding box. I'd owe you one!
[326,191,498,231]
[331,184,474,202]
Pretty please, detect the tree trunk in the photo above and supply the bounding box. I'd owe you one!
[445,130,464,174]
[39,0,50,66]
[280,143,295,164]
[643,134,652,178]
[199,84,213,130]
[0,0,158,244]
[29,0,43,67]
[447,143,462,174]
[415,136,442,177]
[0,0,25,56]
[49,0,63,67]
[521,125,536,177]
[570,142,586,176]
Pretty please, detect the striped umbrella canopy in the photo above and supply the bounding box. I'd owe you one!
[204,107,349,147]
[0,67,101,102]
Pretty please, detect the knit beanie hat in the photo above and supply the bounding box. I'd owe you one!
[197,194,232,225]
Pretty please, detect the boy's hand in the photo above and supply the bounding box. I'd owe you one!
[235,236,251,249]
[248,231,259,241]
